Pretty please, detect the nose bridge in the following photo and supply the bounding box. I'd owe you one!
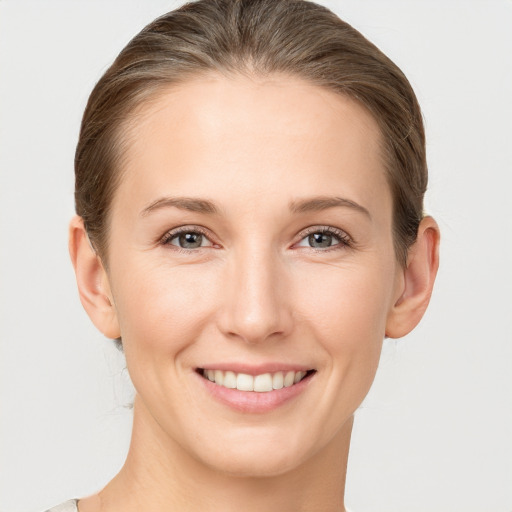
[218,240,292,344]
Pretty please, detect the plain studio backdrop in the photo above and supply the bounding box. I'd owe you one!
[0,1,511,511]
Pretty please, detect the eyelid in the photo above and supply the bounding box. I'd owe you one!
[294,225,353,250]
[160,225,217,248]
[158,224,353,252]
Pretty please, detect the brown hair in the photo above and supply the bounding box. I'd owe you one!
[75,0,427,266]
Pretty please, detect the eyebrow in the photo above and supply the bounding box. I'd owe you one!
[289,196,371,218]
[140,197,219,217]
[140,195,370,218]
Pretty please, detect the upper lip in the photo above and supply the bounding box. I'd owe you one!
[197,362,314,375]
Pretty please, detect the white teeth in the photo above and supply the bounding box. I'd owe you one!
[254,373,273,392]
[203,368,310,392]
[223,370,237,389]
[294,371,306,384]
[214,370,224,386]
[284,371,295,387]
[272,371,284,390]
[236,373,254,391]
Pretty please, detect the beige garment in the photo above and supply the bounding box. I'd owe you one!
[44,499,78,512]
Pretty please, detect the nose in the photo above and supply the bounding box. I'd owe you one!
[216,246,293,345]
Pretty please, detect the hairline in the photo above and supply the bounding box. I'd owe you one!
[98,68,403,268]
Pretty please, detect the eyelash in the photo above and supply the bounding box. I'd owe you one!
[297,226,353,252]
[159,225,353,253]
[160,225,214,254]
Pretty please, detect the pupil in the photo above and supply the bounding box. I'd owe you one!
[309,233,332,248]
[179,232,202,248]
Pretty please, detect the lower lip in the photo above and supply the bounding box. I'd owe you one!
[197,372,315,413]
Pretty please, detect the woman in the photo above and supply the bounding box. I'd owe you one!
[49,0,439,510]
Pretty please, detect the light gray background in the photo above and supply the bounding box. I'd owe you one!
[1,1,511,511]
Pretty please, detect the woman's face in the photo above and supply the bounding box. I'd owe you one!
[104,74,403,476]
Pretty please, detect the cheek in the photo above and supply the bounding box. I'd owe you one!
[298,260,392,336]
[111,257,220,358]
[294,259,393,387]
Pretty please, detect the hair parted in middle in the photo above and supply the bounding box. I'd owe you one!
[75,0,427,267]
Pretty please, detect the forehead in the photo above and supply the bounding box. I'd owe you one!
[115,73,391,219]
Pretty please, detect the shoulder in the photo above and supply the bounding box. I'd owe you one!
[43,499,78,512]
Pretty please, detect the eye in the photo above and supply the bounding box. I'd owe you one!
[295,227,351,250]
[161,227,214,250]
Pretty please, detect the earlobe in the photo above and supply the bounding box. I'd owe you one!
[385,216,440,339]
[68,215,121,339]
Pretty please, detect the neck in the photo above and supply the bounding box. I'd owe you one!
[81,395,352,512]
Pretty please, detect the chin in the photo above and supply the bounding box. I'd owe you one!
[188,426,317,478]
[204,449,307,478]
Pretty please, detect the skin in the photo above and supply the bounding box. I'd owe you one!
[70,74,439,512]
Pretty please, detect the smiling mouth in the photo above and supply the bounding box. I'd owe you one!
[197,368,316,392]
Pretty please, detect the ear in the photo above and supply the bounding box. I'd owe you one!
[68,215,121,339]
[385,216,440,338]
